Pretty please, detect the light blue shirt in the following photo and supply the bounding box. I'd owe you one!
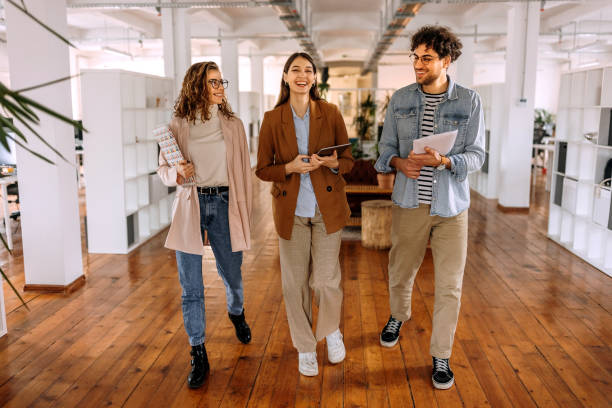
[292,105,318,217]
[374,76,485,217]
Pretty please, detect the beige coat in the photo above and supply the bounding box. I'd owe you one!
[157,113,252,255]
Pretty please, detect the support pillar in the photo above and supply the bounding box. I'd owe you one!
[498,2,540,209]
[221,39,240,118]
[5,0,83,290]
[162,6,191,96]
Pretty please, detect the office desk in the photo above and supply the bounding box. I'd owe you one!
[0,175,17,250]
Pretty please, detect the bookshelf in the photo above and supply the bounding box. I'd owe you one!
[468,83,504,199]
[81,70,176,254]
[547,66,612,277]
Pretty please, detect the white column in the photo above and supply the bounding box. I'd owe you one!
[497,2,540,209]
[5,0,83,287]
[221,39,240,118]
[455,37,475,88]
[162,6,191,96]
[251,55,264,121]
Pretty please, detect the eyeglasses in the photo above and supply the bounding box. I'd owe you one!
[208,79,229,89]
[409,53,439,66]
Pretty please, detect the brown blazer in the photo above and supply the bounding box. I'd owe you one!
[157,114,252,255]
[256,99,354,240]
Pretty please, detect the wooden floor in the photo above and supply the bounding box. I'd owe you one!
[1,174,611,407]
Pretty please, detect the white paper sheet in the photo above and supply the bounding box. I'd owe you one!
[412,129,458,155]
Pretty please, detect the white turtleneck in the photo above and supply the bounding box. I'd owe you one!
[188,104,229,187]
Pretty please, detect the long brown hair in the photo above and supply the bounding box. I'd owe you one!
[275,52,321,108]
[173,61,234,122]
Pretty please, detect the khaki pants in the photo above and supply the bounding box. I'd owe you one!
[279,209,343,353]
[388,204,468,359]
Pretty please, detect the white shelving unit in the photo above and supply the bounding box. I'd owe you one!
[548,65,612,277]
[81,70,175,254]
[469,83,504,199]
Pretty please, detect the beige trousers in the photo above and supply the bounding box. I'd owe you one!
[278,209,343,353]
[388,204,468,359]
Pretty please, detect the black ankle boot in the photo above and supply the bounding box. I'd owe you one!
[228,310,251,344]
[187,344,209,389]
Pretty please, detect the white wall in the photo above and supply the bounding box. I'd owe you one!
[377,64,415,90]
[534,60,562,114]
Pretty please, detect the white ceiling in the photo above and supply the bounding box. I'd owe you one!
[58,0,612,66]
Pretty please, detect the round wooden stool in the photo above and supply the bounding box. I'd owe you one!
[361,200,393,250]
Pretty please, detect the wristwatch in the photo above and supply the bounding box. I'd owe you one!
[436,155,447,171]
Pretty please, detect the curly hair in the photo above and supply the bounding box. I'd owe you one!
[411,25,462,62]
[173,61,234,122]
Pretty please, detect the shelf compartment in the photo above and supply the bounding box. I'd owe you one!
[122,110,136,144]
[137,176,149,208]
[135,110,147,142]
[548,204,562,236]
[565,143,580,178]
[561,177,578,213]
[604,230,612,270]
[138,207,150,240]
[578,143,597,181]
[584,69,603,107]
[125,179,138,214]
[602,67,612,107]
[587,225,607,264]
[560,210,574,244]
[572,217,588,253]
[570,71,586,107]
[568,109,583,141]
[593,184,611,228]
[124,145,137,179]
[134,76,146,109]
[136,143,149,175]
[149,202,160,232]
[576,183,594,217]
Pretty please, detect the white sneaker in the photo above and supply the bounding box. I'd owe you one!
[298,352,318,376]
[326,329,346,364]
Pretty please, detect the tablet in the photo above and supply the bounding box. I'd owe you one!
[316,143,351,157]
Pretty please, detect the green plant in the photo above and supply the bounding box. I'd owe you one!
[533,108,555,144]
[317,67,329,100]
[0,1,86,311]
[353,94,376,140]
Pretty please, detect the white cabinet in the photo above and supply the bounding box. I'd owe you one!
[82,70,175,253]
[548,65,612,277]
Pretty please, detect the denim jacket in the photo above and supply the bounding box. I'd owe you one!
[375,76,485,217]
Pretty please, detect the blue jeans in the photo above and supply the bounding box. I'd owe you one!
[175,190,244,346]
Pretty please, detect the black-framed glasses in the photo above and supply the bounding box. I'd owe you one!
[208,79,229,89]
[409,53,439,65]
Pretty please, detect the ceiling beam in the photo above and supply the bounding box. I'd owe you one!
[269,0,324,67]
[542,1,612,31]
[362,1,424,75]
[96,10,160,36]
[190,8,233,31]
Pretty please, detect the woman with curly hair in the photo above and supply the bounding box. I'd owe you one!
[157,61,252,389]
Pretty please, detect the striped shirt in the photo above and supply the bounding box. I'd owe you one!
[417,92,445,204]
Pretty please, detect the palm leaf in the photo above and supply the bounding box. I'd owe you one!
[15,74,81,94]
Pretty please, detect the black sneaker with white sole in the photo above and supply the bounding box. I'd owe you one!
[432,357,454,389]
[380,316,402,347]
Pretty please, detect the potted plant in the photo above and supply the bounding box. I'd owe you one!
[533,108,555,144]
[1,1,86,321]
[317,67,330,100]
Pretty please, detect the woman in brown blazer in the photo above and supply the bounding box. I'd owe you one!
[256,52,353,376]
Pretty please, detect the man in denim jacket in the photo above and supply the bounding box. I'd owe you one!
[374,25,485,390]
